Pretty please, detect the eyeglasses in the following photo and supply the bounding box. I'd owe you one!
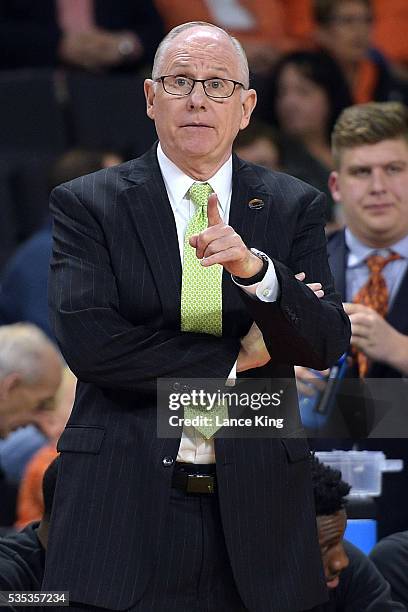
[155,75,245,99]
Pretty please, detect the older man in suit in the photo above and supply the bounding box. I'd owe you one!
[43,22,350,612]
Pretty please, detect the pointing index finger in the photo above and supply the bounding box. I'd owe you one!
[207,193,223,227]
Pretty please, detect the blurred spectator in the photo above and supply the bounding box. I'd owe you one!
[370,531,408,608]
[270,50,352,225]
[284,1,408,80]
[0,149,123,338]
[234,120,281,170]
[0,323,62,528]
[0,0,164,72]
[154,0,306,75]
[301,101,408,538]
[15,367,75,529]
[311,457,405,611]
[0,323,62,439]
[313,0,404,103]
[0,457,58,589]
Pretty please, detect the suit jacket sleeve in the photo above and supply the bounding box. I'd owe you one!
[48,184,240,391]
[240,191,351,370]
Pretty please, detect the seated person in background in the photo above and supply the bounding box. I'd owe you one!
[269,50,352,228]
[233,120,281,171]
[0,149,123,340]
[297,101,408,538]
[0,0,164,72]
[310,456,405,611]
[0,323,62,530]
[15,367,75,529]
[0,457,58,590]
[313,0,404,104]
[0,324,62,440]
[370,531,408,609]
[284,0,408,93]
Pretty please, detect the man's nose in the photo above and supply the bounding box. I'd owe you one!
[369,168,387,194]
[188,82,207,109]
[329,548,349,573]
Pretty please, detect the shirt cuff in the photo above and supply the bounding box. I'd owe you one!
[226,361,237,387]
[232,255,279,302]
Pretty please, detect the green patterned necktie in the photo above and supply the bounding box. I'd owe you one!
[181,182,228,438]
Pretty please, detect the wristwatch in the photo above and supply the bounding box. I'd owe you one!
[233,248,269,286]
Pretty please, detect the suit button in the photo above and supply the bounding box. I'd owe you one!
[162,456,174,467]
[172,382,180,391]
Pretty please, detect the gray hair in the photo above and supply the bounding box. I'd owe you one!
[0,323,58,384]
[152,21,250,89]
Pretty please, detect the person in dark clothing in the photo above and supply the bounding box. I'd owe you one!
[313,0,406,104]
[310,456,405,611]
[370,531,408,609]
[269,50,352,226]
[0,457,58,589]
[297,101,408,537]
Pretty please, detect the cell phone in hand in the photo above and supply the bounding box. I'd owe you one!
[298,353,348,430]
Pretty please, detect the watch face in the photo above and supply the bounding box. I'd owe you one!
[250,248,267,262]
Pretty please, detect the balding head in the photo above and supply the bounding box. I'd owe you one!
[152,21,250,89]
[0,323,63,438]
[145,21,256,180]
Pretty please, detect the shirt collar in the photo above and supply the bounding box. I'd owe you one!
[345,227,408,267]
[157,142,232,213]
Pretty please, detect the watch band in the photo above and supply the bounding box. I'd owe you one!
[233,249,269,286]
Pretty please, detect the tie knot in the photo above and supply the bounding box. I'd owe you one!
[365,252,402,274]
[189,182,213,209]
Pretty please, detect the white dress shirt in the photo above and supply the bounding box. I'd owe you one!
[157,143,279,463]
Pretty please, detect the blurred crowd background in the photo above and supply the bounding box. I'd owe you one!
[0,0,407,539]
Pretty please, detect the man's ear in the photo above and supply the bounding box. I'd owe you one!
[0,372,21,400]
[329,171,342,203]
[239,89,257,131]
[144,79,156,121]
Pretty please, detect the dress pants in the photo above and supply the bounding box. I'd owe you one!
[63,487,248,612]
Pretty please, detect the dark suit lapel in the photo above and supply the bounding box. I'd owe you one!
[122,148,182,329]
[386,266,408,334]
[327,230,347,300]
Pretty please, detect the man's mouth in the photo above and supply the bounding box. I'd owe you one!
[326,575,340,589]
[182,123,213,128]
[364,203,393,213]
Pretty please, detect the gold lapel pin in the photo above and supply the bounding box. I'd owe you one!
[248,198,264,210]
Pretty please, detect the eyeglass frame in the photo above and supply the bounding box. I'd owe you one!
[154,75,246,99]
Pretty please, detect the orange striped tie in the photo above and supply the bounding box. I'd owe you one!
[352,252,401,377]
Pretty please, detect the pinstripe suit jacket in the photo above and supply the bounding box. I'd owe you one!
[43,146,350,611]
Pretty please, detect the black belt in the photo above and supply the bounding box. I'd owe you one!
[172,463,216,494]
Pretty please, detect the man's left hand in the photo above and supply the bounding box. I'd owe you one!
[189,193,263,278]
[344,302,407,367]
